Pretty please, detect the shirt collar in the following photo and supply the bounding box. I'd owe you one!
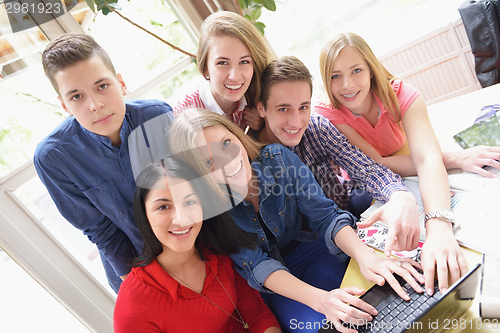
[199,79,247,115]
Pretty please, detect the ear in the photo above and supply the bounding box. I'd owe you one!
[203,67,210,80]
[58,96,72,116]
[257,102,266,118]
[117,73,128,95]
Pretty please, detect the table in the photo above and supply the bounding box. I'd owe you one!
[331,84,500,332]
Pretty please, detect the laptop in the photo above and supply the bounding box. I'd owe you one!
[320,263,482,333]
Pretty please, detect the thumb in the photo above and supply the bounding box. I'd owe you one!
[357,208,382,228]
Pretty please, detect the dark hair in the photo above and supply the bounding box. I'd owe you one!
[132,155,258,266]
[260,56,313,108]
[42,33,116,96]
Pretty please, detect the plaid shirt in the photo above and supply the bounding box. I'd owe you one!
[289,114,408,210]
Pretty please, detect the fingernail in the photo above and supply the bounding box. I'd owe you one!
[441,288,447,294]
[419,276,425,283]
[427,288,433,296]
[372,309,378,315]
[385,250,391,256]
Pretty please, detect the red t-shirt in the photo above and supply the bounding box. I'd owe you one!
[113,253,279,333]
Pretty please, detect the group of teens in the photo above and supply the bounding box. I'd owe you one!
[34,10,500,333]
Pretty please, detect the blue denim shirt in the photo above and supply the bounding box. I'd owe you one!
[34,100,172,292]
[229,144,356,292]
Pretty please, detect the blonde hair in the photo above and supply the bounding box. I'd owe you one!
[197,11,276,108]
[319,33,401,123]
[169,108,264,163]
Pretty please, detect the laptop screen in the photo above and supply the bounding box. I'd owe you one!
[404,263,481,332]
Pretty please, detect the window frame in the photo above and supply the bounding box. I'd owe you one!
[0,1,200,331]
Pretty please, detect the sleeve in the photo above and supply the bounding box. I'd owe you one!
[113,274,162,333]
[230,243,290,293]
[313,103,349,125]
[317,116,409,202]
[393,80,420,118]
[233,262,281,333]
[279,146,357,260]
[172,88,205,116]
[34,153,135,277]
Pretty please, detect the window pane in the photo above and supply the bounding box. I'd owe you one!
[0,247,91,332]
[0,25,65,177]
[12,176,115,295]
[85,0,197,95]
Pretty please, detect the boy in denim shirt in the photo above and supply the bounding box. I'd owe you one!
[34,33,172,292]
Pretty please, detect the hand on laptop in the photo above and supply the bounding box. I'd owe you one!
[357,252,424,301]
[317,287,377,333]
[357,191,420,255]
[421,220,468,295]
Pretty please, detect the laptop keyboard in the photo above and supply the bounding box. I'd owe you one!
[355,279,442,333]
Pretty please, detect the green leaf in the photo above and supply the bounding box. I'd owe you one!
[101,6,110,15]
[252,0,263,4]
[262,0,276,11]
[244,14,252,21]
[250,7,261,21]
[96,0,106,10]
[85,0,96,13]
[107,2,122,10]
[238,0,247,9]
[253,21,265,34]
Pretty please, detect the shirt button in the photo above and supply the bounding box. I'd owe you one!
[253,218,257,221]
[274,229,278,232]
[243,262,247,266]
[261,238,265,242]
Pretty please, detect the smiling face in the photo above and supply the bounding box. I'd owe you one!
[194,125,252,195]
[258,81,311,147]
[54,56,127,146]
[144,176,203,255]
[330,46,374,115]
[204,35,254,112]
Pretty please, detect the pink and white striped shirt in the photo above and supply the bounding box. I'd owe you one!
[172,80,247,130]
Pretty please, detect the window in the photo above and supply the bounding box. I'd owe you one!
[0,1,202,331]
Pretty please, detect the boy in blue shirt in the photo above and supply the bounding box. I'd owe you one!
[34,33,172,292]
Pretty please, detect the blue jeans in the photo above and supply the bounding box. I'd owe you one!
[261,238,349,333]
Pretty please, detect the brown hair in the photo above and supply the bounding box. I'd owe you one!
[197,11,276,108]
[42,33,116,96]
[260,56,313,108]
[319,32,401,123]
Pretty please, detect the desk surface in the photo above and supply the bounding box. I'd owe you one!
[337,85,500,333]
[427,83,500,148]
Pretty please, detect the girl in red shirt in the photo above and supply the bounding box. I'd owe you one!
[113,156,281,333]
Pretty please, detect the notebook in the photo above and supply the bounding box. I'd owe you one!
[320,263,482,332]
[453,105,500,149]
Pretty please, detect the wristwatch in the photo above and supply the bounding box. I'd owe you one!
[424,209,460,233]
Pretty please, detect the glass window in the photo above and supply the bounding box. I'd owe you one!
[12,176,114,294]
[0,23,64,177]
[0,247,90,332]
[84,0,198,97]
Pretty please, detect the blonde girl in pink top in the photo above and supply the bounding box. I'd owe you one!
[316,32,499,299]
